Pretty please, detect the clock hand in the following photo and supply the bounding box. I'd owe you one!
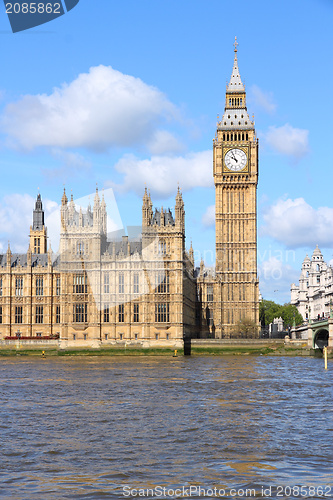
[231,152,238,162]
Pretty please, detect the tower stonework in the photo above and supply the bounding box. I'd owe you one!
[213,38,259,336]
[29,193,47,254]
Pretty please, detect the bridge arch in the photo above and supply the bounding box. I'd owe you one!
[314,328,329,349]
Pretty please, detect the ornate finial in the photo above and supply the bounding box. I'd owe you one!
[234,36,238,53]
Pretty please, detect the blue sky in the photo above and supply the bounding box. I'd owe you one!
[0,0,332,304]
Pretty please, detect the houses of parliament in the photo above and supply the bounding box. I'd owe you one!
[0,40,259,347]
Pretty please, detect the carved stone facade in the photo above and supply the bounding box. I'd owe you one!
[291,246,333,321]
[196,37,259,337]
[0,40,259,345]
[0,188,196,347]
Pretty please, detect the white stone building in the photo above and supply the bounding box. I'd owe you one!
[291,246,333,321]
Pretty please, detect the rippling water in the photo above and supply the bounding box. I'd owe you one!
[0,355,332,499]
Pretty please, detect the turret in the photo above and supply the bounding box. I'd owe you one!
[142,187,153,227]
[29,193,47,254]
[101,192,107,234]
[6,242,11,269]
[175,186,185,231]
[93,186,101,229]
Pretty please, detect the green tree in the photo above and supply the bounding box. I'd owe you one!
[259,300,303,327]
[280,303,303,327]
[232,317,259,338]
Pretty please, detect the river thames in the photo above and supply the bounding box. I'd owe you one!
[0,355,332,499]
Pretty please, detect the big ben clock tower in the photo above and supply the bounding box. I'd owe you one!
[213,37,259,336]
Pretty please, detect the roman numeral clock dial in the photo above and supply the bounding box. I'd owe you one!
[224,148,247,172]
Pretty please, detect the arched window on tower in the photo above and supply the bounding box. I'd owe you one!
[158,240,167,255]
[240,98,243,106]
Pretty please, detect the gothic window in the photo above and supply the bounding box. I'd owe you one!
[240,98,243,106]
[156,272,169,293]
[56,306,61,324]
[206,308,213,326]
[36,277,43,296]
[229,98,231,105]
[158,240,167,255]
[73,304,87,323]
[104,273,109,294]
[73,274,87,294]
[316,264,320,271]
[56,276,61,295]
[118,273,124,293]
[35,306,43,324]
[104,305,110,323]
[77,242,84,256]
[133,303,139,323]
[118,304,124,322]
[0,277,2,296]
[133,273,139,294]
[155,303,169,323]
[0,306,2,324]
[15,277,23,296]
[246,133,248,140]
[34,237,40,254]
[15,306,23,324]
[317,276,320,284]
[206,285,213,302]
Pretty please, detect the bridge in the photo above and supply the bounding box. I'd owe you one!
[291,316,333,349]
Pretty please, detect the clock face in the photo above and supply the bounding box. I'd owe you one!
[224,148,247,172]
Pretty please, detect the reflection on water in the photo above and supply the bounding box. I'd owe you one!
[0,356,332,499]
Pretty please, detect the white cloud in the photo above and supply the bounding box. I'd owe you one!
[265,123,309,159]
[249,84,276,114]
[258,256,300,304]
[261,197,333,248]
[0,194,59,253]
[147,130,184,155]
[202,205,215,227]
[108,150,213,197]
[41,149,92,180]
[1,65,180,153]
[0,194,35,252]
